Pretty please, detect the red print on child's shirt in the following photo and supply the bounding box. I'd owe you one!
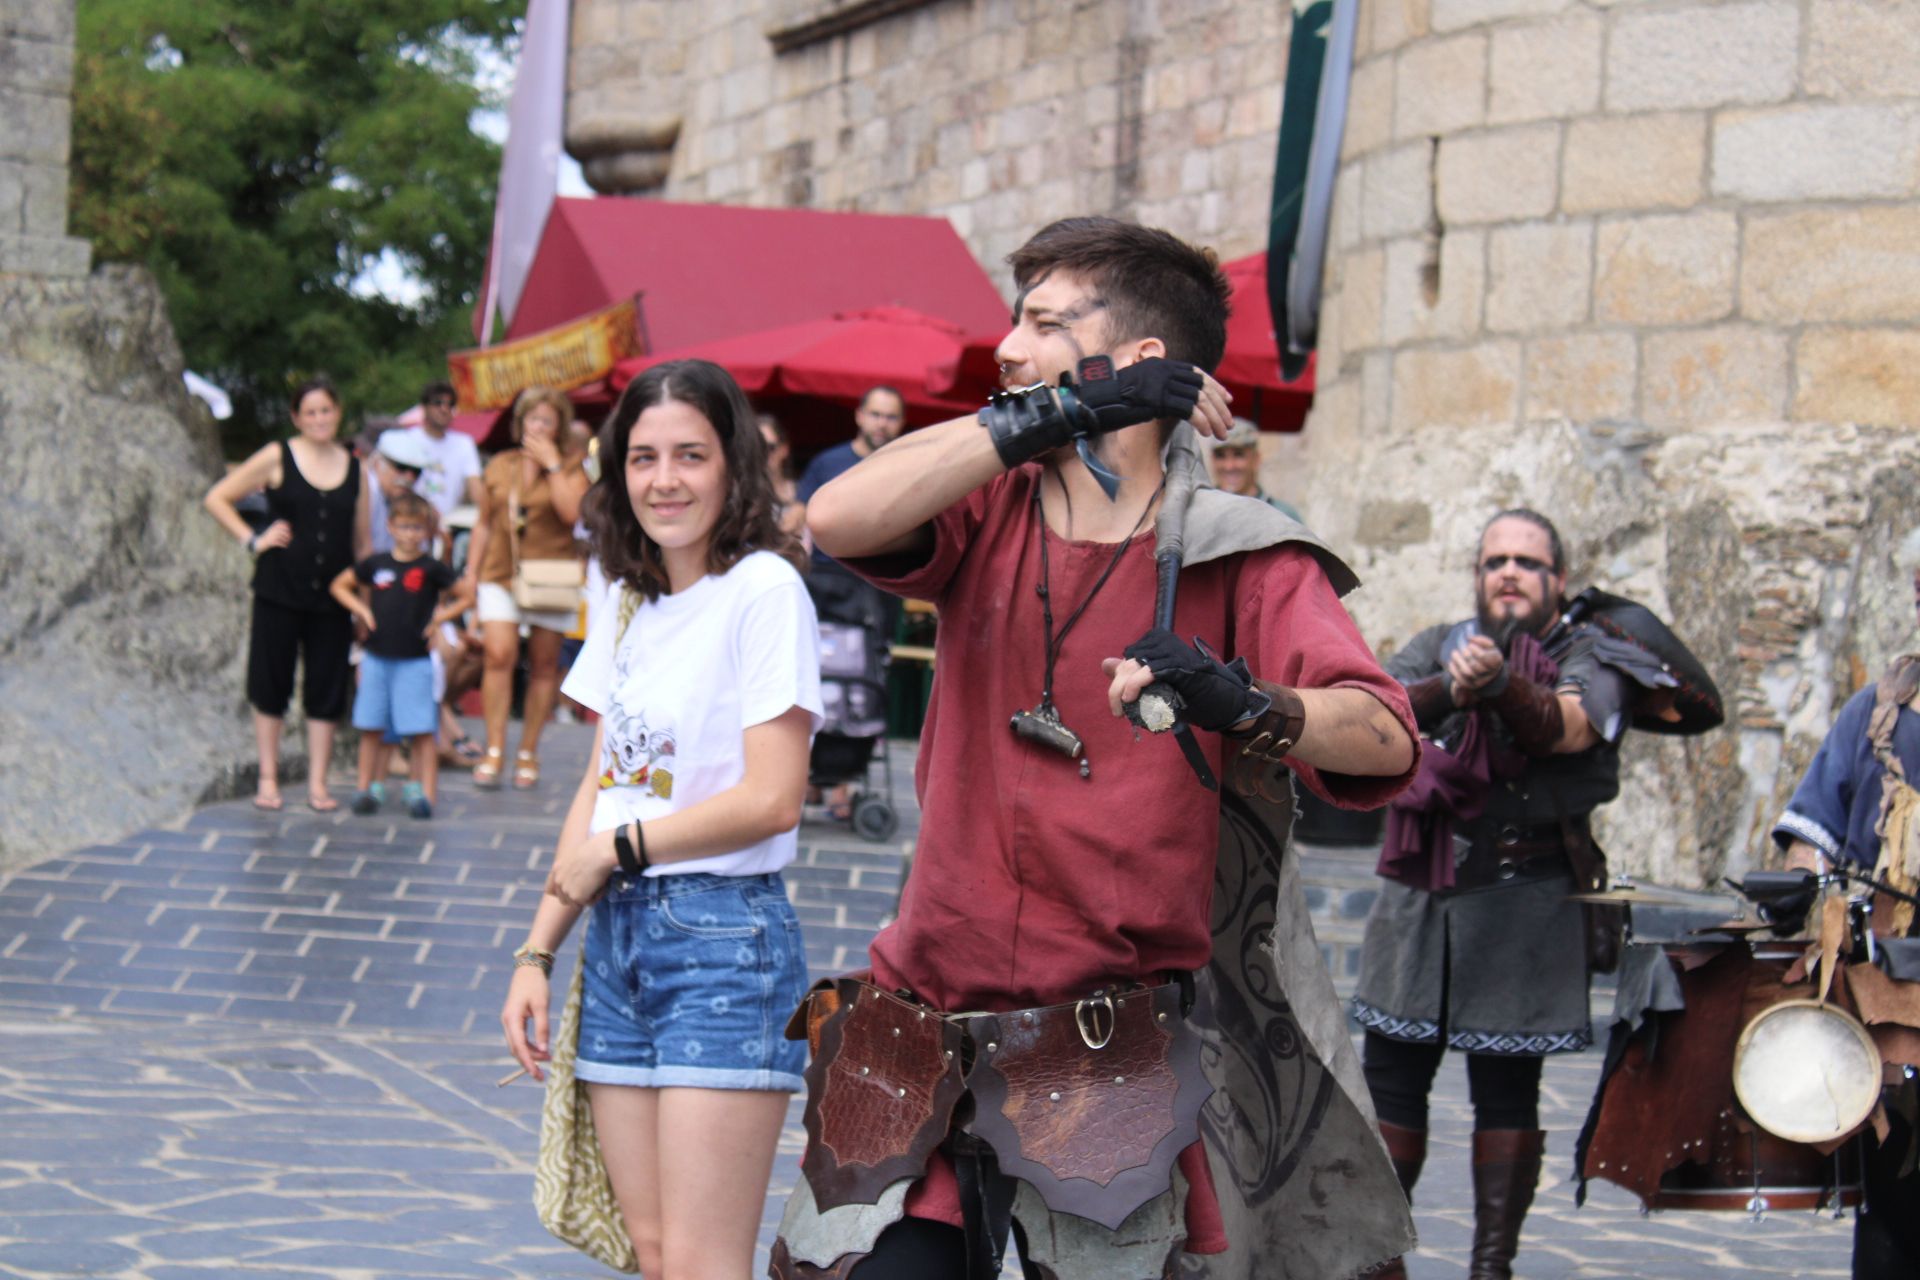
[402,566,427,592]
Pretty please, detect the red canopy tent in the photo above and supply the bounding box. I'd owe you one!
[452,197,1009,446]
[949,250,1315,433]
[610,305,1001,443]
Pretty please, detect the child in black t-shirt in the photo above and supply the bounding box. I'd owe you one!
[330,493,472,818]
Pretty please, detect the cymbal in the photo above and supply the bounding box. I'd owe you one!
[1568,888,1734,905]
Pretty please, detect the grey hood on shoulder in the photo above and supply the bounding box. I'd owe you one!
[1178,487,1360,597]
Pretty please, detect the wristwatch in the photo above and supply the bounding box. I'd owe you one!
[511,943,555,976]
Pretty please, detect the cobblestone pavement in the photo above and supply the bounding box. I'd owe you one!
[0,723,1855,1277]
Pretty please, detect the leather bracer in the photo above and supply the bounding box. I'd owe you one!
[1485,673,1565,755]
[1226,679,1307,765]
[979,381,1093,470]
[1404,674,1454,732]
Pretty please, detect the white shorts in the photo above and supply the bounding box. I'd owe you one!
[475,581,576,635]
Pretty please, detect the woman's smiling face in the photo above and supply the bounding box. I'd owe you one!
[626,398,729,561]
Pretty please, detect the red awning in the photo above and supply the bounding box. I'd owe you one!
[506,197,1010,350]
[611,306,998,419]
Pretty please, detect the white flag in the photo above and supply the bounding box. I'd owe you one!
[476,0,569,343]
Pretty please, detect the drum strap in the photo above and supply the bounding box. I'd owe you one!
[1867,656,1920,937]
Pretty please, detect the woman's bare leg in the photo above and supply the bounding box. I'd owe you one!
[588,1084,665,1278]
[305,718,337,808]
[518,625,565,759]
[253,710,284,805]
[587,1084,788,1280]
[480,621,521,754]
[656,1088,789,1279]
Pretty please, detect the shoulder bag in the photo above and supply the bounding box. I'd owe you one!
[509,458,585,613]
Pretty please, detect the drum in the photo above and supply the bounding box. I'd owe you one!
[1581,940,1865,1215]
[1733,998,1881,1145]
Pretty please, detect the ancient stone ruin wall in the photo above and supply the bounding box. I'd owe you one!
[565,0,1293,292]
[1,0,256,872]
[1305,0,1920,884]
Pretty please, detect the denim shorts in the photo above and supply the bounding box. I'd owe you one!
[574,871,809,1092]
[352,654,437,737]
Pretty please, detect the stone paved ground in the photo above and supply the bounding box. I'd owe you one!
[0,722,1856,1277]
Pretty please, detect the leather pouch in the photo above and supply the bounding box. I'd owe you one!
[961,981,1212,1229]
[800,980,966,1211]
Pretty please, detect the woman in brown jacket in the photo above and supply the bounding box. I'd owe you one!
[464,387,590,788]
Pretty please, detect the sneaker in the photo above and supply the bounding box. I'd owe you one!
[404,782,432,820]
[349,788,380,816]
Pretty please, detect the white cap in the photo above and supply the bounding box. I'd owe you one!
[376,429,432,471]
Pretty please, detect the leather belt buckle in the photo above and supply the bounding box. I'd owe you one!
[1074,993,1115,1050]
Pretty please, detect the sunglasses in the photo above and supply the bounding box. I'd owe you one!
[1481,554,1550,574]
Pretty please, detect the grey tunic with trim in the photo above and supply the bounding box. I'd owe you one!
[1351,619,1630,1056]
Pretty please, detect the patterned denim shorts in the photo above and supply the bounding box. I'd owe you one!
[573,870,809,1092]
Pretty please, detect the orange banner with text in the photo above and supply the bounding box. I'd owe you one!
[448,296,644,412]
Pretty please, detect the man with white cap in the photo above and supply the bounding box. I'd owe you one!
[1207,417,1301,520]
[367,429,431,554]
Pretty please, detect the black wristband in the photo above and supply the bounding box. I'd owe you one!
[631,820,651,873]
[613,823,644,877]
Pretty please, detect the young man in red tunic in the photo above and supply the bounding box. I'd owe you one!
[775,217,1419,1279]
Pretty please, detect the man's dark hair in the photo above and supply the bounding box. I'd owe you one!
[388,492,433,524]
[1006,217,1232,373]
[1480,508,1566,574]
[585,359,804,602]
[860,386,904,411]
[420,379,456,404]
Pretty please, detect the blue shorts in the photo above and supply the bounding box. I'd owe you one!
[352,654,437,738]
[574,871,809,1092]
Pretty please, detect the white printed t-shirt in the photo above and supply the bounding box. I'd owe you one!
[399,425,483,518]
[560,550,824,878]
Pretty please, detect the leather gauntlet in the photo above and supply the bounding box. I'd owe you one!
[1485,673,1565,755]
[1404,674,1454,732]
[1226,679,1307,765]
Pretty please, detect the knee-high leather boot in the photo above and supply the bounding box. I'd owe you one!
[1369,1122,1428,1280]
[1468,1129,1545,1280]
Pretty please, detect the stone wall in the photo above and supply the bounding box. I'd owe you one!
[0,1,259,872]
[0,0,88,275]
[565,0,1292,292]
[1305,0,1920,884]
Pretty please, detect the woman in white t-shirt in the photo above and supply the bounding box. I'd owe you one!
[501,359,822,1277]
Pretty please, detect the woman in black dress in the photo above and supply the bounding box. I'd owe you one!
[204,378,371,810]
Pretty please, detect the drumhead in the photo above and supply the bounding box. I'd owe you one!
[1732,1000,1881,1145]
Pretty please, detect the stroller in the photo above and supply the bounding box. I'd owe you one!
[812,617,900,841]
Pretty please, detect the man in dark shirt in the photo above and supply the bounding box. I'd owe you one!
[795,385,908,572]
[1352,509,1635,1280]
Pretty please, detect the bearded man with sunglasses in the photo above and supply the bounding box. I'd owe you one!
[1350,508,1640,1280]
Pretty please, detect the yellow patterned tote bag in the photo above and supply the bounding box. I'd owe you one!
[533,915,640,1272]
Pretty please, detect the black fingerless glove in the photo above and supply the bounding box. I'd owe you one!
[1122,629,1272,733]
[980,355,1206,470]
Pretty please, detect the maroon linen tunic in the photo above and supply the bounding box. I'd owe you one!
[845,465,1416,1252]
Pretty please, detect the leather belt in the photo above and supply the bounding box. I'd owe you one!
[792,974,1211,1246]
[1445,822,1572,894]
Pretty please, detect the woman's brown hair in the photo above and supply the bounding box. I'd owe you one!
[584,359,805,601]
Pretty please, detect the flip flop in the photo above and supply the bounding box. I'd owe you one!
[252,792,284,811]
[307,793,340,813]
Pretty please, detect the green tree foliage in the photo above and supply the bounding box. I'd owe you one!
[73,0,523,456]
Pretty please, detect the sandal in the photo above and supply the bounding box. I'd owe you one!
[474,747,506,789]
[512,750,540,790]
[252,791,284,812]
[306,792,339,813]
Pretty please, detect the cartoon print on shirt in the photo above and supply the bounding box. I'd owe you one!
[598,703,675,797]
